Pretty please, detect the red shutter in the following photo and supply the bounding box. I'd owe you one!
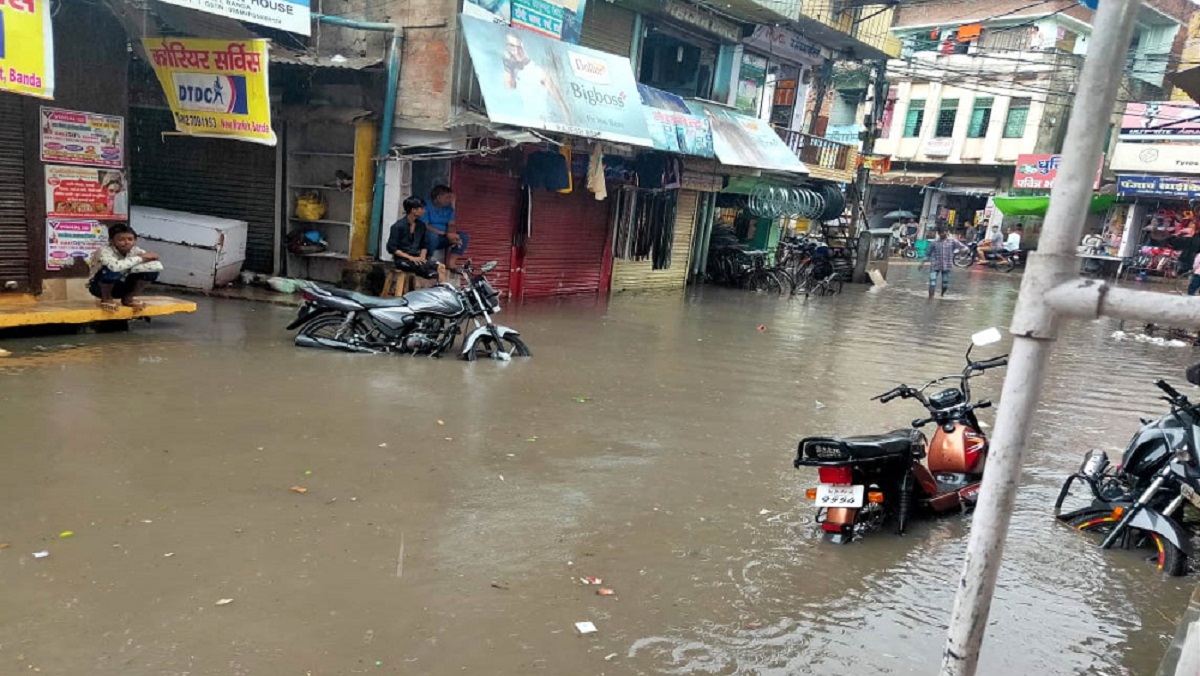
[451,163,519,299]
[522,189,611,299]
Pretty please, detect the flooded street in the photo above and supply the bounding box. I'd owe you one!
[1,265,1195,675]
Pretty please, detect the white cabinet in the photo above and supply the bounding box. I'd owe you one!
[131,206,248,291]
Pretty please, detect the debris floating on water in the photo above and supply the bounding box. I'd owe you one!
[597,588,615,596]
[575,621,598,635]
[580,577,602,585]
[290,486,309,494]
[58,531,74,538]
[214,598,234,606]
[32,551,49,559]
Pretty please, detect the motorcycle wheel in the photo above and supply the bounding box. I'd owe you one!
[903,248,917,259]
[953,251,975,268]
[465,334,531,362]
[1002,255,1016,273]
[1067,512,1188,576]
[298,314,368,342]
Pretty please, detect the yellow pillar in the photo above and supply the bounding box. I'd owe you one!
[350,119,378,260]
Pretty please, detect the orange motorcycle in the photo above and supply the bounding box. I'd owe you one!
[793,328,1008,543]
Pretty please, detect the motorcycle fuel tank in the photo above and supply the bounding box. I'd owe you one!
[370,306,415,331]
[403,286,464,316]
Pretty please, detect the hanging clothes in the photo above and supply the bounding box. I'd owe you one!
[523,151,570,191]
[586,143,607,201]
[557,145,573,194]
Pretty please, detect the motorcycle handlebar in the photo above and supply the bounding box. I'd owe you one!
[972,356,1009,371]
[912,416,933,428]
[1156,379,1184,401]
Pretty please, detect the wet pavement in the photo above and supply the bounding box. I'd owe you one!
[1,265,1196,675]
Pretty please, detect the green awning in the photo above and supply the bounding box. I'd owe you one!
[992,194,1116,216]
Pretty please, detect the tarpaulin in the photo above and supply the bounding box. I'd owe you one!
[992,194,1116,216]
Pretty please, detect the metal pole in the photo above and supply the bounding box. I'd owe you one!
[939,1,1144,674]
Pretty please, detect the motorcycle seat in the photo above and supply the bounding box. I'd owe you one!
[325,287,410,309]
[798,430,918,464]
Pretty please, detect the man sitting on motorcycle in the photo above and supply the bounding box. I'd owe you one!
[977,227,1003,263]
[387,196,447,284]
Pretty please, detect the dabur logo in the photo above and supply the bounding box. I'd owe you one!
[567,51,611,85]
[171,73,249,114]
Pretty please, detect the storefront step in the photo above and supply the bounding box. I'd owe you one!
[0,297,196,330]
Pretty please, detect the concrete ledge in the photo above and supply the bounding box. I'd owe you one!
[1158,583,1200,676]
[0,297,196,329]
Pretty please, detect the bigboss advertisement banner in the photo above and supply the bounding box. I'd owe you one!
[142,38,276,145]
[0,0,55,99]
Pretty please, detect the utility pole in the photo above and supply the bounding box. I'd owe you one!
[851,61,888,283]
[939,1,1174,674]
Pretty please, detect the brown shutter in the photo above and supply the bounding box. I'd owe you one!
[579,2,637,58]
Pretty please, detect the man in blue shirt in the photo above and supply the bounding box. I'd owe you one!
[425,185,468,268]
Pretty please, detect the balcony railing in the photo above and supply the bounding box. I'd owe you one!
[775,127,855,176]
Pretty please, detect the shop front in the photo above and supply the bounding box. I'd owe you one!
[1110,174,1200,283]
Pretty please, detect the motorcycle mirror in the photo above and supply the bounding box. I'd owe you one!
[481,261,498,273]
[971,327,1002,347]
[1187,363,1200,387]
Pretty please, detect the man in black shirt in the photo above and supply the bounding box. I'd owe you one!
[387,196,445,282]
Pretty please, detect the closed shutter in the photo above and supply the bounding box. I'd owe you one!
[0,94,29,293]
[611,189,698,292]
[522,189,610,299]
[451,162,518,299]
[129,107,277,273]
[580,2,636,57]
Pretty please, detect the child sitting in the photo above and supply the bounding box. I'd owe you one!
[86,223,164,311]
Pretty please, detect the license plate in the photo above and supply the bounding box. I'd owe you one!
[815,484,864,508]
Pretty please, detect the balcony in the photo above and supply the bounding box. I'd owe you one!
[796,0,901,60]
[776,127,858,184]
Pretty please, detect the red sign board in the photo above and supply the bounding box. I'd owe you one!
[1013,153,1102,190]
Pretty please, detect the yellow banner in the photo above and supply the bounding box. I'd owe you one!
[0,0,55,99]
[142,38,276,146]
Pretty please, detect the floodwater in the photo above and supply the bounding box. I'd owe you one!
[0,265,1195,675]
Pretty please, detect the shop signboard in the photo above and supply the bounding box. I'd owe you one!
[511,0,587,43]
[638,84,714,157]
[156,0,311,36]
[464,0,511,25]
[735,53,768,116]
[1120,102,1200,141]
[45,219,106,271]
[0,0,55,99]
[461,16,652,146]
[744,25,822,65]
[925,138,953,156]
[40,107,124,168]
[45,165,127,220]
[1013,153,1103,189]
[1116,174,1200,199]
[661,0,740,43]
[685,100,807,174]
[1110,142,1200,174]
[142,38,277,146]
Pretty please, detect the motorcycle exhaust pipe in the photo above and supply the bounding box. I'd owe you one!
[295,334,378,354]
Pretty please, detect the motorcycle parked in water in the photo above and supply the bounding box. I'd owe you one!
[286,260,531,361]
[793,328,1008,543]
[1054,370,1200,576]
[953,242,1024,272]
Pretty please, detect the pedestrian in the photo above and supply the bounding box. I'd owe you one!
[924,226,969,298]
[963,223,977,244]
[387,196,446,284]
[87,222,164,312]
[424,185,469,269]
[1188,250,1200,296]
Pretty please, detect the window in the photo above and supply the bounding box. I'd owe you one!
[967,97,993,138]
[935,98,959,137]
[902,99,925,137]
[1004,97,1031,138]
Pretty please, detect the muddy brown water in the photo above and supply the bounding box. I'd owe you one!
[0,266,1195,675]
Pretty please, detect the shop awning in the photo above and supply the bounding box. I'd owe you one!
[684,100,808,174]
[935,175,1000,195]
[637,85,715,158]
[460,16,653,147]
[869,170,943,187]
[992,194,1116,216]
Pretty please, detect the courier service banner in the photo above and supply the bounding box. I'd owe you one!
[0,0,55,99]
[143,38,276,146]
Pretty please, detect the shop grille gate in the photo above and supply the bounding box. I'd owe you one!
[940,1,1200,675]
[0,94,30,293]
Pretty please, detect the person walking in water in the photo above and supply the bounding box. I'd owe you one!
[924,227,969,298]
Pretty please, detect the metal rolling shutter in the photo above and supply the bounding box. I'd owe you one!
[0,94,29,293]
[523,189,610,299]
[451,163,518,299]
[580,2,636,57]
[129,107,277,273]
[611,189,698,292]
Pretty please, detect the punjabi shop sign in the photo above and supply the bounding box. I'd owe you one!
[142,38,277,145]
[1116,174,1200,199]
[0,0,55,99]
[157,0,311,36]
[461,16,651,146]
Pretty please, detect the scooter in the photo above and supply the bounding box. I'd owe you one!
[1053,369,1200,576]
[793,328,1008,543]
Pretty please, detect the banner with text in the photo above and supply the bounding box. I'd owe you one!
[157,0,310,36]
[1013,153,1102,190]
[46,165,128,220]
[40,107,125,168]
[46,219,107,271]
[143,38,276,145]
[1116,174,1200,200]
[0,0,55,98]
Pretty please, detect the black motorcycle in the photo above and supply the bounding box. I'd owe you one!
[953,241,1022,272]
[1054,374,1200,576]
[286,260,531,361]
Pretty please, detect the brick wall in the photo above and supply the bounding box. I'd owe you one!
[385,0,455,132]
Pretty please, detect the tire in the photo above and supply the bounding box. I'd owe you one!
[465,334,531,362]
[1002,255,1016,273]
[297,314,373,346]
[1068,513,1188,576]
[953,251,976,268]
[903,248,917,259]
[822,278,843,296]
[747,271,783,295]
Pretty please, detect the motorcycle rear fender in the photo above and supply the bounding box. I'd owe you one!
[461,324,521,355]
[286,305,330,330]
